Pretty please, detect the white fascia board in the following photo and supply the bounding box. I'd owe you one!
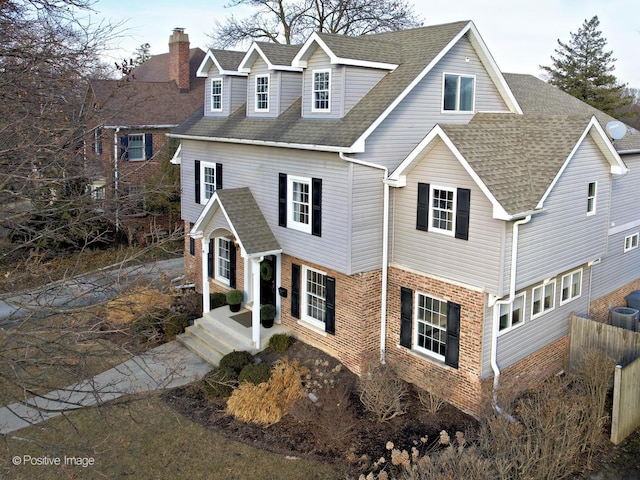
[170,143,181,165]
[104,124,177,129]
[536,117,628,209]
[240,44,302,72]
[292,33,324,68]
[197,50,247,77]
[191,193,248,256]
[390,125,510,220]
[168,133,355,153]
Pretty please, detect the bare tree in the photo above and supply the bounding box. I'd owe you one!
[208,0,423,48]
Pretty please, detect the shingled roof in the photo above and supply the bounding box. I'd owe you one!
[172,21,472,150]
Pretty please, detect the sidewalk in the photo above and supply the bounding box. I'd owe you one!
[0,341,211,435]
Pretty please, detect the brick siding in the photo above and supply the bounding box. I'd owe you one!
[589,278,640,324]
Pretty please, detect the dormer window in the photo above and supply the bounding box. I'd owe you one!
[255,74,269,112]
[443,73,475,112]
[313,70,330,111]
[210,78,222,112]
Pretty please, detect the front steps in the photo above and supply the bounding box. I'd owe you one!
[176,307,289,366]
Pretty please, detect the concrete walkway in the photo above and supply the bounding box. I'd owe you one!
[0,341,211,435]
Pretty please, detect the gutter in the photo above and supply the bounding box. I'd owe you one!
[339,152,390,364]
[489,214,531,412]
[114,127,120,232]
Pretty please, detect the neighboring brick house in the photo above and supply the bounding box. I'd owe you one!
[83,28,205,241]
[170,20,640,417]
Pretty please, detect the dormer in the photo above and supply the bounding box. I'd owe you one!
[197,49,247,117]
[292,32,399,119]
[238,42,302,118]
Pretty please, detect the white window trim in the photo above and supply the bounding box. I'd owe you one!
[560,269,582,305]
[301,265,327,330]
[127,133,145,161]
[287,175,312,234]
[586,181,597,216]
[624,233,639,253]
[441,72,476,113]
[531,279,556,320]
[413,292,447,362]
[200,161,217,205]
[255,74,270,112]
[430,184,456,237]
[210,78,223,112]
[498,292,526,335]
[311,69,331,112]
[215,237,231,286]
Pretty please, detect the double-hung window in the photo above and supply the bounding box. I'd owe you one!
[532,280,555,319]
[288,176,311,233]
[203,163,217,201]
[127,134,144,160]
[312,70,330,111]
[415,293,447,360]
[216,237,232,284]
[255,75,269,111]
[431,186,455,235]
[210,78,222,111]
[303,266,327,327]
[499,293,525,332]
[624,233,639,252]
[587,182,597,215]
[443,73,475,112]
[560,269,582,304]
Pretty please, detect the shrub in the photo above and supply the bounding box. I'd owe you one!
[260,304,276,321]
[268,333,290,352]
[132,311,165,345]
[226,289,243,305]
[417,388,447,414]
[219,350,254,375]
[162,313,190,339]
[238,363,272,385]
[210,292,227,309]
[173,290,202,319]
[226,358,308,426]
[201,366,237,399]
[358,360,408,422]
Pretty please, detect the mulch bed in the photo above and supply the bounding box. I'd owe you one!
[161,338,477,477]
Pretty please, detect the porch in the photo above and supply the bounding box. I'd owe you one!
[177,305,290,366]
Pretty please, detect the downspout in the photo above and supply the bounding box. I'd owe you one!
[113,127,120,232]
[490,214,531,411]
[339,152,389,364]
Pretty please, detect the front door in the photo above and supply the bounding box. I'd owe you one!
[259,255,277,307]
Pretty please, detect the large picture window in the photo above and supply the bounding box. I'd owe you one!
[443,73,475,112]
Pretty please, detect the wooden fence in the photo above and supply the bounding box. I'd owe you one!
[568,314,640,444]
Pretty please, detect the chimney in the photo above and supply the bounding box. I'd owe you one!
[169,27,190,92]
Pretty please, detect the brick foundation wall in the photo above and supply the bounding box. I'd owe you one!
[589,278,640,324]
[385,266,488,417]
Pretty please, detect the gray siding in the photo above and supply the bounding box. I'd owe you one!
[279,71,302,114]
[180,140,356,273]
[230,76,247,113]
[246,57,278,118]
[301,49,344,118]
[203,73,247,117]
[609,153,640,227]
[360,35,510,171]
[390,139,505,293]
[344,65,387,114]
[481,265,590,377]
[516,135,611,289]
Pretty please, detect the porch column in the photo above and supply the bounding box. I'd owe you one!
[202,239,210,313]
[251,257,261,349]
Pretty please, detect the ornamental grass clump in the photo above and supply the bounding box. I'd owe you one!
[226,358,308,426]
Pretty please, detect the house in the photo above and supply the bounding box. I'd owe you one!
[170,20,640,417]
[82,28,205,241]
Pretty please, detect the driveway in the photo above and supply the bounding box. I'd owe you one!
[0,257,184,327]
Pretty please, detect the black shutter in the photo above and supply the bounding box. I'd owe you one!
[400,287,413,348]
[279,173,287,227]
[417,183,430,231]
[455,188,471,241]
[325,276,335,334]
[215,163,223,190]
[229,242,236,289]
[445,301,461,369]
[120,136,128,161]
[194,160,201,204]
[96,128,102,155]
[291,263,300,318]
[189,222,195,256]
[207,239,214,278]
[312,178,322,237]
[144,133,153,159]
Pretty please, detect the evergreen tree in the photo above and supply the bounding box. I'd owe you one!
[541,16,632,116]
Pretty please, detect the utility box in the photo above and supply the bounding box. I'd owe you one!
[624,290,640,310]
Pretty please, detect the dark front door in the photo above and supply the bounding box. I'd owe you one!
[259,255,277,307]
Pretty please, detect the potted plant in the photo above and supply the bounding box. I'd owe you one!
[260,304,276,328]
[226,289,243,312]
